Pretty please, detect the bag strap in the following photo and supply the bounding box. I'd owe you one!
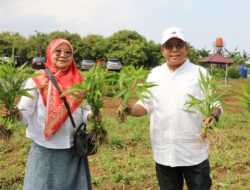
[44,68,76,128]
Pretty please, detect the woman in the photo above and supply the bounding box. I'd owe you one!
[17,38,93,190]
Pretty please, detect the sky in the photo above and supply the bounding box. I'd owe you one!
[0,0,250,54]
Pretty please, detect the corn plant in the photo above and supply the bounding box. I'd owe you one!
[66,66,111,145]
[240,84,250,112]
[113,66,157,122]
[103,71,120,97]
[234,83,250,113]
[184,69,228,141]
[0,51,37,137]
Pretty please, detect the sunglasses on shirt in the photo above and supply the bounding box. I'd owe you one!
[163,42,186,51]
[53,49,72,57]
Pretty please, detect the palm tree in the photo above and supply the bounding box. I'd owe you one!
[225,48,250,65]
[242,50,250,64]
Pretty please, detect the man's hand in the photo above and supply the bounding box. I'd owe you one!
[117,103,131,114]
[203,108,222,126]
[116,103,130,122]
[203,116,213,126]
[117,103,147,117]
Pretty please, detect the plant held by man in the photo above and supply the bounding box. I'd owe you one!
[113,66,156,122]
[184,70,227,141]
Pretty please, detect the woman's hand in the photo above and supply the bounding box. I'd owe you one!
[87,112,102,122]
[1,107,11,117]
[1,107,22,121]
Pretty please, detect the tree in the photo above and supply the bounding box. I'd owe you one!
[26,31,48,59]
[187,45,210,65]
[0,32,26,58]
[106,30,153,67]
[138,40,161,68]
[79,34,108,61]
[225,48,250,65]
[242,50,250,64]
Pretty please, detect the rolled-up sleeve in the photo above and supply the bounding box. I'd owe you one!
[82,109,91,124]
[17,79,38,124]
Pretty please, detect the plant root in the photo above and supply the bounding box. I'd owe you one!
[0,124,12,140]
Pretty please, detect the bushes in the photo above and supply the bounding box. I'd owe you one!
[206,65,244,80]
[228,66,241,79]
[207,67,225,79]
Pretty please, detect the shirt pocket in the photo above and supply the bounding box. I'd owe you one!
[179,79,201,109]
[183,79,200,95]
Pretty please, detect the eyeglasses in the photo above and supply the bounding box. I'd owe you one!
[163,42,186,51]
[53,49,72,57]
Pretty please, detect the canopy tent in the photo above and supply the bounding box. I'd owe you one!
[200,53,234,84]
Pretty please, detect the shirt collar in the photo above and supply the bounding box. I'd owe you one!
[165,59,189,73]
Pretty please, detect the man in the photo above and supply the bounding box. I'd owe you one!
[125,27,221,190]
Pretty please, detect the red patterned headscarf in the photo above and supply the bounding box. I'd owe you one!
[33,38,83,140]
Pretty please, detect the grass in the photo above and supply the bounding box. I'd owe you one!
[1,77,250,190]
[0,111,250,190]
[209,112,250,190]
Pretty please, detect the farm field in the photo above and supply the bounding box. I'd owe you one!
[0,79,250,190]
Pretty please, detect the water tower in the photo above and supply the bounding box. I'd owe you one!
[214,37,224,54]
[201,37,233,84]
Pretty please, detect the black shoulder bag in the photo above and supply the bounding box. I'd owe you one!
[45,68,97,157]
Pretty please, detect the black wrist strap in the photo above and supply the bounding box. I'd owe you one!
[44,68,76,128]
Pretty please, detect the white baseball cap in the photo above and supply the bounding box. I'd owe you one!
[161,27,186,45]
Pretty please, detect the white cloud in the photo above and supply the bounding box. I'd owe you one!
[0,0,250,53]
[2,0,138,24]
[0,0,143,37]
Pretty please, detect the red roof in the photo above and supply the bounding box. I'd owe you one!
[200,54,233,64]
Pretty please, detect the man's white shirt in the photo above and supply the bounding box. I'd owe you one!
[137,60,209,167]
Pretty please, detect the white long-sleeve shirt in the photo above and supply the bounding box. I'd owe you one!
[137,60,209,167]
[18,78,91,149]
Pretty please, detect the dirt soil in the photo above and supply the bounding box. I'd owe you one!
[102,96,138,117]
[102,79,250,116]
[221,79,250,113]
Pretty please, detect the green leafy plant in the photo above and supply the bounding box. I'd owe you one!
[66,66,111,145]
[184,70,227,141]
[113,66,156,122]
[234,83,250,112]
[228,66,241,79]
[0,50,37,138]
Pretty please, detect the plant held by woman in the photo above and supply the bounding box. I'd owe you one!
[0,53,37,138]
[66,66,110,145]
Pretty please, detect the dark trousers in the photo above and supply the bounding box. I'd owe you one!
[156,159,212,190]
